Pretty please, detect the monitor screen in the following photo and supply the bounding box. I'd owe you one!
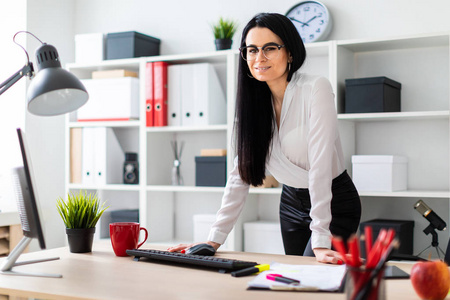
[0,128,60,277]
[14,128,45,249]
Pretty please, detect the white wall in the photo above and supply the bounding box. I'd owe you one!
[0,1,26,212]
[22,0,450,252]
[73,0,450,54]
[25,0,75,250]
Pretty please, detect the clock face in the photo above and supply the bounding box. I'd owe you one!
[286,1,332,43]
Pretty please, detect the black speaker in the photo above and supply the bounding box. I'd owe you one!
[359,219,414,258]
[123,152,139,184]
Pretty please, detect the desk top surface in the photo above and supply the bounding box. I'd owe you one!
[0,242,420,300]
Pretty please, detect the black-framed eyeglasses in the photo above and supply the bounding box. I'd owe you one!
[239,43,286,61]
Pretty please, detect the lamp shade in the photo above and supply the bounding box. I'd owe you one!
[27,44,88,116]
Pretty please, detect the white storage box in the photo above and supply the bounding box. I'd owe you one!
[352,155,408,192]
[77,78,139,121]
[244,221,284,255]
[193,214,229,250]
[75,33,105,64]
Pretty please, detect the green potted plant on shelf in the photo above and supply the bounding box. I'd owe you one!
[56,191,108,253]
[212,17,238,50]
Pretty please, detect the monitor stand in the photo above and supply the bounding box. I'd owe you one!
[0,236,62,278]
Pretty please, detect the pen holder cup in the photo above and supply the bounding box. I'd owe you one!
[345,266,385,300]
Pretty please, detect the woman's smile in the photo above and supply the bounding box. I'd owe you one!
[254,65,271,72]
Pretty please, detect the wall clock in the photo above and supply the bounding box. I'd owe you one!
[286,1,333,43]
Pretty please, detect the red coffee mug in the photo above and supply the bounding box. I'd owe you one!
[110,222,148,257]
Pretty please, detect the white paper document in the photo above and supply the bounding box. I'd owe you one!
[248,262,346,292]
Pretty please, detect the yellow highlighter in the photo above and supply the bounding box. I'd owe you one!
[230,264,270,277]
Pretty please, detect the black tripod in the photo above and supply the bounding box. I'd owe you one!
[416,225,446,259]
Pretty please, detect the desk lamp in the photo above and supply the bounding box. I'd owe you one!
[0,31,88,278]
[0,31,88,115]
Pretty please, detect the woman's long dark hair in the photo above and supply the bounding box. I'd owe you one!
[235,13,307,186]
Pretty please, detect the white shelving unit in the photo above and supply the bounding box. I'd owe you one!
[335,32,450,257]
[65,32,450,254]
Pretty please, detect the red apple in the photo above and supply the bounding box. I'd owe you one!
[410,260,450,300]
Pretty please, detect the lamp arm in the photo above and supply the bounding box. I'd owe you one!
[0,64,34,96]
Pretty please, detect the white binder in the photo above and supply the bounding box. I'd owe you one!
[192,63,226,126]
[93,127,124,185]
[181,64,196,126]
[168,65,182,126]
[81,128,95,185]
[70,128,83,184]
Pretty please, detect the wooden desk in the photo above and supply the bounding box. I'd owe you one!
[0,242,419,300]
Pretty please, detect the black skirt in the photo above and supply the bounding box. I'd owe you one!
[279,170,361,256]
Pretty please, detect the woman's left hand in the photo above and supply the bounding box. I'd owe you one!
[313,248,344,264]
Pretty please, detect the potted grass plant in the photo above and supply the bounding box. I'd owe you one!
[56,191,108,253]
[212,17,238,50]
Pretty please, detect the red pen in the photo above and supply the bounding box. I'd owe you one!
[366,229,387,268]
[331,236,348,265]
[383,229,395,252]
[364,226,373,258]
[266,274,300,285]
[348,234,362,267]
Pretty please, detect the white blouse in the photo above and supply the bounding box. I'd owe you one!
[208,72,345,250]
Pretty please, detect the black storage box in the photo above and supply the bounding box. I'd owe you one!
[106,31,160,60]
[345,76,401,113]
[195,156,227,187]
[359,219,414,258]
[110,209,139,223]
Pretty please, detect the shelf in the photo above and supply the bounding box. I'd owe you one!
[144,185,283,195]
[140,186,450,198]
[338,111,450,121]
[145,50,236,64]
[146,124,228,133]
[359,190,450,199]
[337,33,449,52]
[66,57,142,71]
[67,184,141,191]
[249,188,282,195]
[146,185,224,193]
[67,51,236,71]
[143,187,450,198]
[68,120,141,128]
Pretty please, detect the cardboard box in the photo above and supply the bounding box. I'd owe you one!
[345,76,401,113]
[75,33,105,64]
[195,156,226,187]
[106,31,160,60]
[77,77,139,121]
[352,155,407,192]
[92,69,138,79]
[200,149,227,156]
[244,221,284,254]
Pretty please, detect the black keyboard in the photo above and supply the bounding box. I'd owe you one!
[126,249,258,271]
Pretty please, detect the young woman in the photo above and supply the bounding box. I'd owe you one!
[169,12,361,264]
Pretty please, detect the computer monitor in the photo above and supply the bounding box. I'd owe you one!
[0,128,61,277]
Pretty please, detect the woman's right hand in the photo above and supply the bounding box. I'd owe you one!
[167,241,221,253]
